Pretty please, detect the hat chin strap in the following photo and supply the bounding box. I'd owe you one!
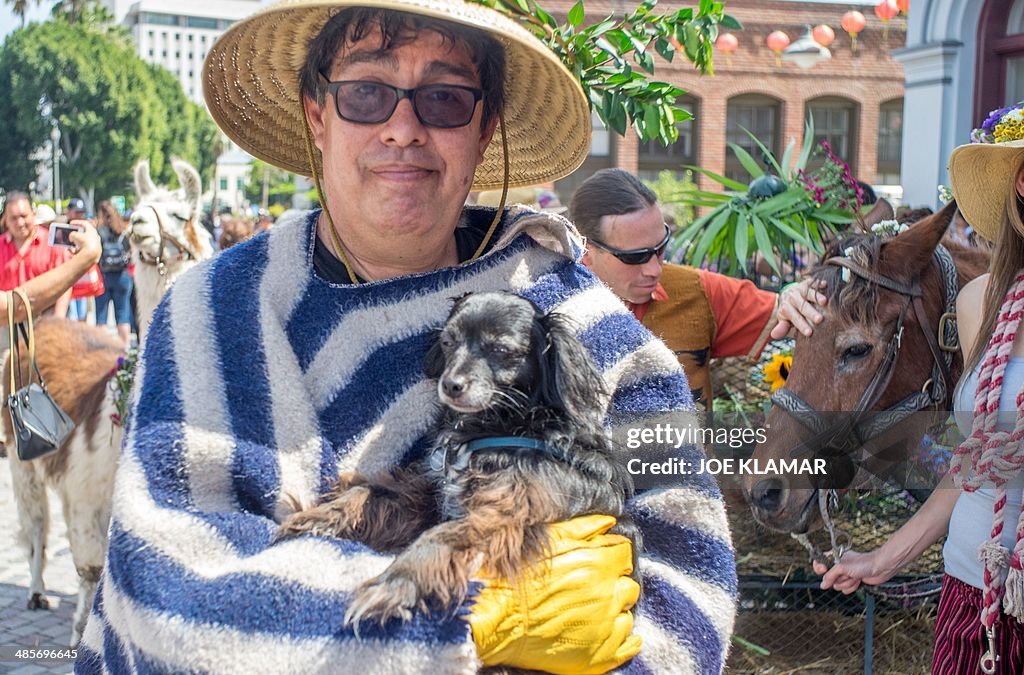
[301,108,509,285]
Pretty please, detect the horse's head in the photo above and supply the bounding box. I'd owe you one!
[129,158,214,270]
[744,202,961,533]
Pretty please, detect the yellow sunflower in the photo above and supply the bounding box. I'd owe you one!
[763,354,792,392]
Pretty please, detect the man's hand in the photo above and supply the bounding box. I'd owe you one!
[468,515,641,674]
[771,278,827,339]
[68,220,101,264]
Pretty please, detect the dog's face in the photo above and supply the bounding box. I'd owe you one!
[427,293,542,413]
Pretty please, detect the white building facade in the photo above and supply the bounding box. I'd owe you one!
[895,0,1024,208]
[108,0,262,212]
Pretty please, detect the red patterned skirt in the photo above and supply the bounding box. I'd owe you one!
[933,574,1024,674]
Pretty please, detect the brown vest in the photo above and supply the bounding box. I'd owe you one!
[641,265,717,411]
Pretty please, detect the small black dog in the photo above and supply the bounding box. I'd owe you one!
[277,291,639,625]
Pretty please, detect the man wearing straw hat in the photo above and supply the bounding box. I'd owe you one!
[78,2,735,672]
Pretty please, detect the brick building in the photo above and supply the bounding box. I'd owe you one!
[549,0,907,201]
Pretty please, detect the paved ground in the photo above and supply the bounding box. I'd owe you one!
[0,457,77,674]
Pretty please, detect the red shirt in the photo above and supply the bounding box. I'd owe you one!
[628,268,777,358]
[0,226,72,291]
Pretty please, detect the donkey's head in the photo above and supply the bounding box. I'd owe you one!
[129,158,213,270]
[744,202,962,534]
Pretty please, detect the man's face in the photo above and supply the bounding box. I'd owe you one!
[67,208,86,221]
[304,26,497,240]
[3,198,35,242]
[583,203,666,305]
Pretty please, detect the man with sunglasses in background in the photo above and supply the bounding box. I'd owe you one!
[572,168,825,412]
[80,2,737,673]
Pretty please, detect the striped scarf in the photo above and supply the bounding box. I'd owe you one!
[951,271,1024,631]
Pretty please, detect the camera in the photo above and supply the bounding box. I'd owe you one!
[48,222,83,248]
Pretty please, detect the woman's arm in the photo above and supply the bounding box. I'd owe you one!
[6,221,100,321]
[813,470,960,593]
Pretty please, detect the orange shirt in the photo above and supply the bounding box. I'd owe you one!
[0,226,72,291]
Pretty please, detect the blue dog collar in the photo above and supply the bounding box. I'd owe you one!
[464,437,550,453]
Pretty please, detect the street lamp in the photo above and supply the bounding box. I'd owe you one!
[50,125,62,214]
[782,25,832,70]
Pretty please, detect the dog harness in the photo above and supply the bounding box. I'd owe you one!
[429,436,568,479]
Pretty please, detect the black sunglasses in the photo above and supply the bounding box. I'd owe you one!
[588,224,672,265]
[318,74,483,129]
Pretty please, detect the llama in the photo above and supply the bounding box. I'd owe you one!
[4,158,214,646]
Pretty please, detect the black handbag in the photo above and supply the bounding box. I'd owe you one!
[6,288,74,461]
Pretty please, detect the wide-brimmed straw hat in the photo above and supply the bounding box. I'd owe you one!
[949,103,1024,241]
[202,0,591,191]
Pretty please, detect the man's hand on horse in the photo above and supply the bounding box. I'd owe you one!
[772,278,827,339]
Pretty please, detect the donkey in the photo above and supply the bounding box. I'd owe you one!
[4,158,214,646]
[742,202,989,535]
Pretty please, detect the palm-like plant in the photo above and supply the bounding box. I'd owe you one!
[667,120,863,277]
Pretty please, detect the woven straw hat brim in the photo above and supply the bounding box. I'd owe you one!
[949,139,1024,241]
[203,0,591,190]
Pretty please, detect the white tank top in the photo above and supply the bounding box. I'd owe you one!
[944,359,1024,589]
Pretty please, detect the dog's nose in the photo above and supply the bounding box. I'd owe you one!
[441,376,466,398]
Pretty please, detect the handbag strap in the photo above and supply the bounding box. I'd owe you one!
[7,288,42,393]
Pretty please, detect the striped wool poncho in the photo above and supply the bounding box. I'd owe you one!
[76,207,736,674]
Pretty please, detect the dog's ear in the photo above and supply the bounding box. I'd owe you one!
[423,330,446,379]
[535,312,605,421]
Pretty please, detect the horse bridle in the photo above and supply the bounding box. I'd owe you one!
[132,204,203,277]
[770,245,960,561]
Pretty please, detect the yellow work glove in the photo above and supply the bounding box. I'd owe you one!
[467,514,642,674]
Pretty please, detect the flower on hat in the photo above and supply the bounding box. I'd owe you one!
[971,102,1024,144]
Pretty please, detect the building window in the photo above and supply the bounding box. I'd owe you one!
[187,16,218,30]
[174,33,180,41]
[977,0,1024,123]
[805,96,858,174]
[877,98,903,185]
[162,51,167,58]
[220,178,228,191]
[148,31,154,39]
[639,98,697,172]
[725,94,782,183]
[175,51,180,58]
[188,34,193,42]
[141,12,177,26]
[236,178,244,191]
[148,49,154,57]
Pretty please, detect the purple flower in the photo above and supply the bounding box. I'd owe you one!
[117,356,125,367]
[982,106,1014,134]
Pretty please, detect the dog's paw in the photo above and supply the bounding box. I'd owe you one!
[274,511,332,542]
[344,570,420,629]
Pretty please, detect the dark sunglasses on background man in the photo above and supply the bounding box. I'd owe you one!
[588,223,672,265]
[319,74,483,128]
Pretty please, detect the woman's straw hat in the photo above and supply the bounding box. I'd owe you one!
[949,103,1024,241]
[202,0,591,191]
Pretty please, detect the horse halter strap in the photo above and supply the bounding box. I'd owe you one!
[771,244,960,494]
[136,204,201,276]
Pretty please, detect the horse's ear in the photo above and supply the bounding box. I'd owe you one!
[859,198,895,231]
[134,160,156,199]
[171,158,202,215]
[878,200,958,280]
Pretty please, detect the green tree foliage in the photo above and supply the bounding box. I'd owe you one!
[244,160,298,208]
[469,0,739,145]
[0,17,216,203]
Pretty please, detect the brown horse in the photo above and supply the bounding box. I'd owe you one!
[743,201,989,534]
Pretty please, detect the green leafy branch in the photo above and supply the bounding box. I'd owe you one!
[468,0,740,144]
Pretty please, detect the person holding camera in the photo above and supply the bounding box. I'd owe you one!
[0,192,73,318]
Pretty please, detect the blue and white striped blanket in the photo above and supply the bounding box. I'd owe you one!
[77,207,736,674]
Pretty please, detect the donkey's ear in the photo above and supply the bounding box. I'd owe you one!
[134,159,156,199]
[172,158,202,214]
[878,200,958,280]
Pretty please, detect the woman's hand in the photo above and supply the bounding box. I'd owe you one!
[468,515,641,674]
[68,220,102,264]
[812,548,900,595]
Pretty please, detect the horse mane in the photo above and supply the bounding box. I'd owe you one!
[808,222,991,326]
[809,233,886,325]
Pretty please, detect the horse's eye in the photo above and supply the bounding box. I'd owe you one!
[843,343,873,360]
